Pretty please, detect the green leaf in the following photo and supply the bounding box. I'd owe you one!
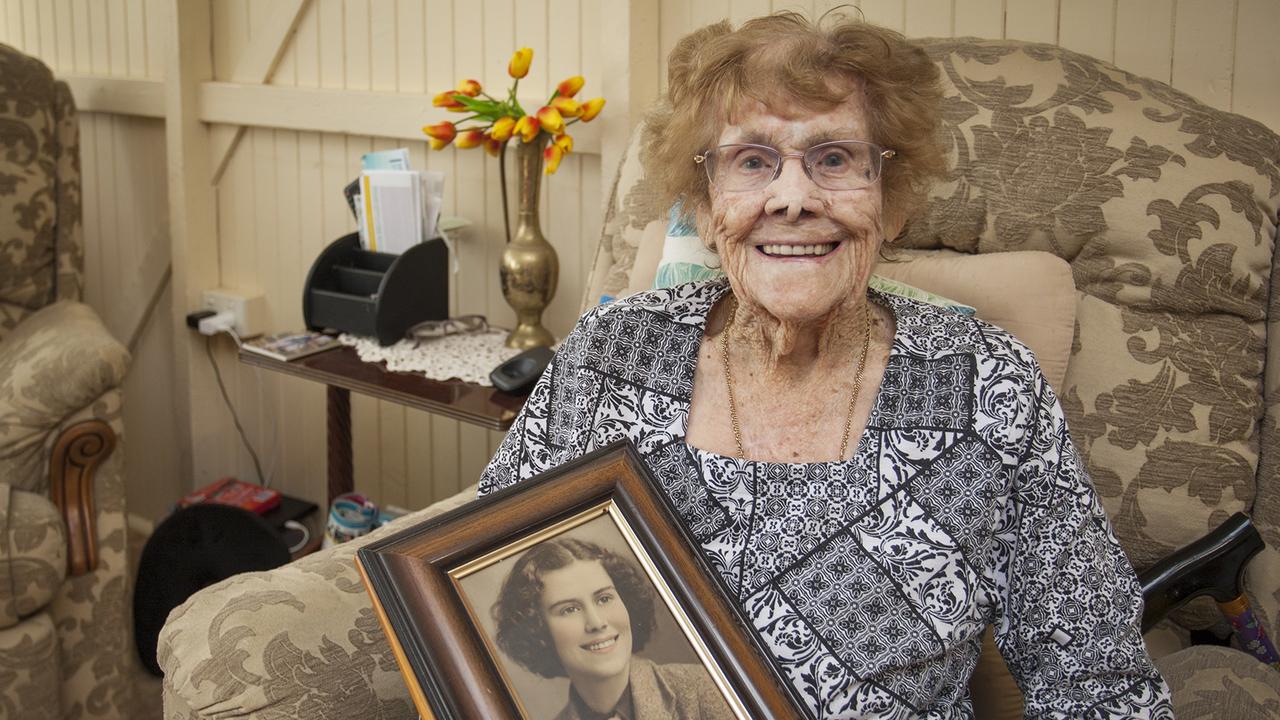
[455,94,500,118]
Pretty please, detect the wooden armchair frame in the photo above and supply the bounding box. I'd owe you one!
[48,419,116,577]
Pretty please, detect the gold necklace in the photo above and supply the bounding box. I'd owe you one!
[719,296,872,461]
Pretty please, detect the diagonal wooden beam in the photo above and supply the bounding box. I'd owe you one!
[209,0,312,185]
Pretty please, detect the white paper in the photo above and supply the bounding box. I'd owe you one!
[354,192,369,249]
[361,170,421,255]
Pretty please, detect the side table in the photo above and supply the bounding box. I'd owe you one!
[239,345,527,506]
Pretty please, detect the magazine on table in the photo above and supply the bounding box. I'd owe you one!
[242,331,340,362]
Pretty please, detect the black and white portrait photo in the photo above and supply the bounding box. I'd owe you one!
[456,512,737,720]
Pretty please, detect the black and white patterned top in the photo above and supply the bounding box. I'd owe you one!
[479,281,1173,719]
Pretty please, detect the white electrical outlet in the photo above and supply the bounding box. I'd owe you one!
[202,289,267,338]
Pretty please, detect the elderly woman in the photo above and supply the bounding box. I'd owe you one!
[480,12,1172,719]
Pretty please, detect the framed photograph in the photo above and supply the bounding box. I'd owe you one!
[357,441,805,719]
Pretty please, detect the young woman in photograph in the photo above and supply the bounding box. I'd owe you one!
[492,537,732,720]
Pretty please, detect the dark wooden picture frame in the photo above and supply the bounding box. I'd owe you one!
[357,441,805,719]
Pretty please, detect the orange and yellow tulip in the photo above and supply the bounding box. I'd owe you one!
[432,91,465,111]
[535,106,564,134]
[556,75,585,98]
[426,46,604,167]
[514,115,541,143]
[579,97,605,122]
[544,144,563,174]
[490,116,517,142]
[423,121,457,149]
[455,129,486,149]
[508,47,533,79]
[550,96,581,118]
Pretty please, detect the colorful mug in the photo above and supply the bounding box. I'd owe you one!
[324,492,379,546]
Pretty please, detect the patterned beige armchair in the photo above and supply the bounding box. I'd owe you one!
[159,38,1280,719]
[0,45,135,720]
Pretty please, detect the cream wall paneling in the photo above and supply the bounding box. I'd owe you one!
[208,0,312,184]
[654,0,1279,132]
[3,0,1276,517]
[190,0,621,511]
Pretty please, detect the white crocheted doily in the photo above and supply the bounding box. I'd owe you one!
[339,330,524,386]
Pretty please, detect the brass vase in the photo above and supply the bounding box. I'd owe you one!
[500,136,559,349]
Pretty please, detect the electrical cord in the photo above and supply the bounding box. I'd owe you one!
[204,335,267,487]
[283,520,311,555]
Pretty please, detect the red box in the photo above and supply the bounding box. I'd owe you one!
[179,477,281,515]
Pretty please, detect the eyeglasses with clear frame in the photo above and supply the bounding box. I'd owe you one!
[406,314,489,347]
[693,140,896,192]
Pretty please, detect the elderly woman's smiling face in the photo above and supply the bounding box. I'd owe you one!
[702,89,887,326]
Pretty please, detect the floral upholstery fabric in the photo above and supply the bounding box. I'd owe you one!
[581,122,656,309]
[162,37,1280,719]
[0,44,134,720]
[0,45,83,340]
[0,301,130,493]
[0,611,60,720]
[1157,646,1280,719]
[0,483,66,628]
[900,39,1280,635]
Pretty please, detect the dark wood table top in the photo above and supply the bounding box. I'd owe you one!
[239,345,526,431]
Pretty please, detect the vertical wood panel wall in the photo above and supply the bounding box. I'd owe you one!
[658,0,1280,134]
[1,0,1276,519]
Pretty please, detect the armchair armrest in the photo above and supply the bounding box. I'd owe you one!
[159,485,477,720]
[0,301,129,494]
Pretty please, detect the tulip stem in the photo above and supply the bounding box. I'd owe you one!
[508,82,525,117]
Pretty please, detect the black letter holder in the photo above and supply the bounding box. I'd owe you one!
[303,233,449,346]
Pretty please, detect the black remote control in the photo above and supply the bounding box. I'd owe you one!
[490,346,554,393]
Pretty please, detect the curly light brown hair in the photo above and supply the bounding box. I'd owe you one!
[642,11,947,236]
[490,537,657,679]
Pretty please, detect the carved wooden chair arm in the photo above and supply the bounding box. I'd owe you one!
[47,419,116,577]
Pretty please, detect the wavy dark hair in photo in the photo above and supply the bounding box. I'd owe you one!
[642,10,948,239]
[491,537,658,678]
